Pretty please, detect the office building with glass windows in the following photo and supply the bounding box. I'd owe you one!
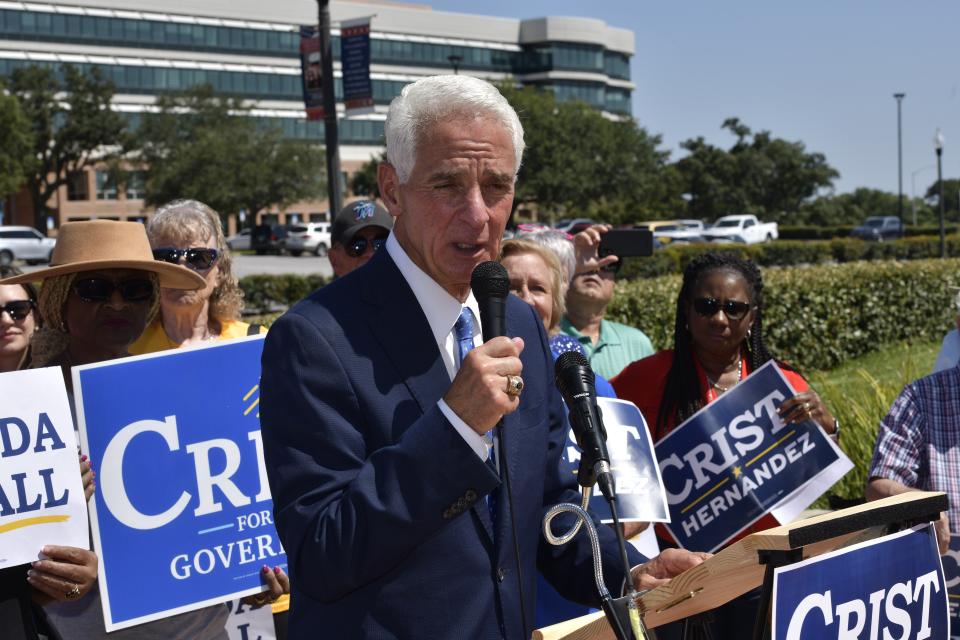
[0,0,634,227]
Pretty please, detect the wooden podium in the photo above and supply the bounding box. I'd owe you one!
[533,491,947,640]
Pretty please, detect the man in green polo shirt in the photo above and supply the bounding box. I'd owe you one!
[560,251,654,380]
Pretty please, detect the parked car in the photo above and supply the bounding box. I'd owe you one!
[701,215,778,244]
[636,220,706,245]
[250,224,289,255]
[225,229,251,251]
[0,226,56,265]
[554,218,595,234]
[285,222,332,257]
[850,216,904,241]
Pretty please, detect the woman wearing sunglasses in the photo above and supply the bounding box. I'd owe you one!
[0,220,206,640]
[130,199,266,355]
[610,252,837,638]
[0,265,40,372]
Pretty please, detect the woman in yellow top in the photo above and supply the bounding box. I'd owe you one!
[130,199,266,353]
[128,200,288,623]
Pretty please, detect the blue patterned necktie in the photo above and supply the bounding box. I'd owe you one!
[454,308,475,367]
[453,307,498,531]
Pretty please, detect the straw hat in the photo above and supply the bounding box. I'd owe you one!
[0,220,205,289]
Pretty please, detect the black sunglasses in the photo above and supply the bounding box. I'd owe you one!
[73,278,155,304]
[152,247,220,271]
[692,297,753,321]
[346,236,387,258]
[0,300,34,321]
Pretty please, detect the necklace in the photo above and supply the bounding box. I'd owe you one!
[705,358,742,393]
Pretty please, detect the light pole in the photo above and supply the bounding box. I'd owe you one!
[317,0,342,216]
[910,165,935,225]
[935,128,945,258]
[894,93,905,230]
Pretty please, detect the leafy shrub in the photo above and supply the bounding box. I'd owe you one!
[609,258,959,371]
[239,273,328,313]
[778,225,958,240]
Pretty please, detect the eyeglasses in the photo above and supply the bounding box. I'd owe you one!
[152,248,220,271]
[692,297,753,321]
[73,278,155,304]
[346,236,387,258]
[0,300,34,321]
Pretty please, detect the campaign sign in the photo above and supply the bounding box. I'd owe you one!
[772,524,948,640]
[0,367,88,568]
[74,336,286,631]
[340,17,374,115]
[657,361,850,552]
[942,534,960,638]
[561,398,670,523]
[226,598,276,640]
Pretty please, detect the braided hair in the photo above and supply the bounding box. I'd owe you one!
[656,253,790,436]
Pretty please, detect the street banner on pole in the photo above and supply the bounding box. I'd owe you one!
[74,336,286,631]
[340,17,374,116]
[656,361,851,552]
[0,367,89,569]
[772,524,948,640]
[299,25,325,121]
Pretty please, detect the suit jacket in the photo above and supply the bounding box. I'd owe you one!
[260,249,644,639]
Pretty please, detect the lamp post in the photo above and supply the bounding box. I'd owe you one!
[317,0,342,216]
[894,93,905,230]
[910,165,935,225]
[935,128,945,258]
[447,54,463,74]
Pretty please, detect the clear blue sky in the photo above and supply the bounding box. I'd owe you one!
[427,0,959,198]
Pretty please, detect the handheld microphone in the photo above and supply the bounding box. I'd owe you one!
[554,351,616,502]
[470,261,510,341]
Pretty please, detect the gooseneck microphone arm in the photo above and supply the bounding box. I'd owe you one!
[470,261,528,638]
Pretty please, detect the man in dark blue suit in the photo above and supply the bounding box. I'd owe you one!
[260,75,705,639]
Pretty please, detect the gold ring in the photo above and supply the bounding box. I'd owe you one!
[505,375,524,397]
[65,584,81,600]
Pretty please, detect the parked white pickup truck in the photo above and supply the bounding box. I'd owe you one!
[701,215,778,244]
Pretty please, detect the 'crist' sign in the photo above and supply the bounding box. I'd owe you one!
[773,524,949,640]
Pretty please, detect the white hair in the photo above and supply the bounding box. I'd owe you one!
[385,75,525,183]
[516,229,576,285]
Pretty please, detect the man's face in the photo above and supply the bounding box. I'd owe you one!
[379,116,516,300]
[567,268,615,310]
[329,226,389,277]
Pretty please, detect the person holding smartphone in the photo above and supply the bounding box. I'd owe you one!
[559,224,655,379]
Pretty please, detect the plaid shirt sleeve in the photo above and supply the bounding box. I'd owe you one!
[868,383,926,488]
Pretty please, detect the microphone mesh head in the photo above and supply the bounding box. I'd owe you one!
[554,350,595,398]
[471,261,510,300]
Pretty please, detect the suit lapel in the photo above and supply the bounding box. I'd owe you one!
[361,251,452,414]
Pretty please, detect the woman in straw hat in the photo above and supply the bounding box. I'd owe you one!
[0,220,241,639]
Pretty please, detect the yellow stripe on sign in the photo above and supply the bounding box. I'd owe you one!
[0,515,70,534]
[243,384,259,402]
[745,430,797,468]
[244,398,260,416]
[680,477,729,515]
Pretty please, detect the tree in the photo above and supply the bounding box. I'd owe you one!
[8,65,128,230]
[676,118,838,222]
[497,84,681,224]
[0,82,32,201]
[798,188,925,226]
[136,86,325,226]
[349,152,384,199]
[925,178,960,219]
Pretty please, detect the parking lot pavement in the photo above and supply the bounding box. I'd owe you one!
[231,254,332,279]
[19,254,333,279]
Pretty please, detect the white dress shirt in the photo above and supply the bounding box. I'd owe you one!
[385,234,493,460]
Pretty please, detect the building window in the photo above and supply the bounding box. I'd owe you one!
[66,171,88,201]
[125,171,146,200]
[96,171,117,200]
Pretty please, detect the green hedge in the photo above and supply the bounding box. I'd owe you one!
[620,234,960,279]
[777,225,958,240]
[609,258,958,372]
[239,273,328,313]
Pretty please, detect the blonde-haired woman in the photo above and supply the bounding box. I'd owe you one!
[130,199,263,354]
